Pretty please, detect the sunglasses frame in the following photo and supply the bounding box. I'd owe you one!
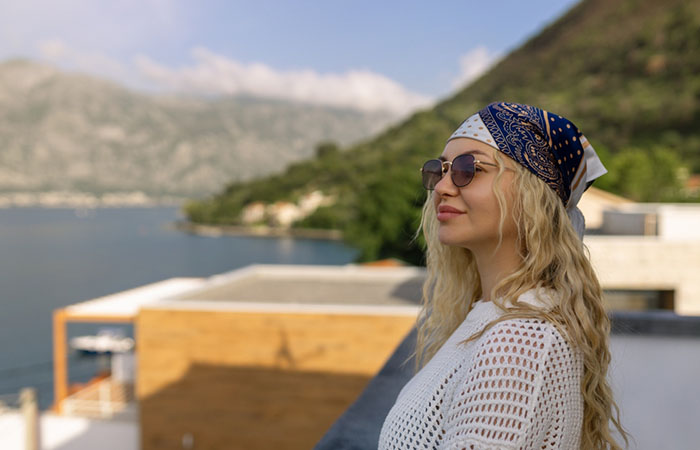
[420,153,498,190]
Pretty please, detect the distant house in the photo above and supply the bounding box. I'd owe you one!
[577,188,700,313]
[578,186,633,230]
[298,190,334,215]
[240,202,266,225]
[683,174,700,197]
[581,186,700,240]
[266,201,303,227]
[241,191,334,228]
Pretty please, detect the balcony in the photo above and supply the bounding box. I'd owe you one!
[61,377,137,420]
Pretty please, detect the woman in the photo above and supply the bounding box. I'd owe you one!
[378,102,628,449]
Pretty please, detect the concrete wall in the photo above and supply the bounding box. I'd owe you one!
[609,335,700,449]
[657,205,700,240]
[136,306,416,450]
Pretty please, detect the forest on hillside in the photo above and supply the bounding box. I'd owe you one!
[184,0,700,265]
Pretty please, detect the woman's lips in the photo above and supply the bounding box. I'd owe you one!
[437,205,465,221]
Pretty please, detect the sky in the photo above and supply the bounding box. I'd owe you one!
[0,0,579,115]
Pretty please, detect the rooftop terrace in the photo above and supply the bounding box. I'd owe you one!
[49,263,700,449]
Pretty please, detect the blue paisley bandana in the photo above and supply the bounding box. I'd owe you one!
[447,102,607,238]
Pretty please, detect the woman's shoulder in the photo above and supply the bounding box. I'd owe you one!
[458,289,579,363]
[478,315,559,349]
[475,312,580,371]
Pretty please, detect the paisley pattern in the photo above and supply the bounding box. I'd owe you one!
[446,102,607,238]
[477,102,585,204]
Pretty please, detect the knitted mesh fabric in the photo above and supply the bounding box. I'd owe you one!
[378,293,583,450]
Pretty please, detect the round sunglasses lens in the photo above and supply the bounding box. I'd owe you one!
[422,160,443,189]
[451,154,476,187]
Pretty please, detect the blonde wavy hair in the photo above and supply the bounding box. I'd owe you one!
[415,150,629,449]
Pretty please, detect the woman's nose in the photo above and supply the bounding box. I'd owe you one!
[434,167,458,196]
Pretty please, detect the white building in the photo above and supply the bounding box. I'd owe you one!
[266,201,303,227]
[240,201,266,225]
[298,190,334,215]
[581,188,700,314]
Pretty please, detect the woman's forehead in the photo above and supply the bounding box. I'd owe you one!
[441,138,497,160]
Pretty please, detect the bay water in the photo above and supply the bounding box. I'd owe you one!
[0,207,358,409]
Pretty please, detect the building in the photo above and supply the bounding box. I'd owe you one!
[51,265,422,450]
[266,201,302,227]
[240,202,266,225]
[581,188,700,314]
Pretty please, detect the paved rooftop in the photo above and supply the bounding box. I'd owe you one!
[172,265,425,306]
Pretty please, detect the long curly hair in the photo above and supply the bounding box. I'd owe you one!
[414,150,629,449]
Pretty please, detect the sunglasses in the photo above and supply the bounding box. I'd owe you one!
[420,153,498,190]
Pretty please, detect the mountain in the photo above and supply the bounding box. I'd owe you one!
[0,59,396,198]
[187,0,700,263]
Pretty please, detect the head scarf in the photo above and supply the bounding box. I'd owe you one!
[447,102,607,239]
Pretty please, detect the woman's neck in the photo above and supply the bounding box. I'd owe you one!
[473,241,521,302]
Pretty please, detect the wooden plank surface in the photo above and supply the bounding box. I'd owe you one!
[136,308,415,450]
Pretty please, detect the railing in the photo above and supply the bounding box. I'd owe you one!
[61,377,137,420]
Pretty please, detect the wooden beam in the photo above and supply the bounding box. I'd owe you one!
[63,314,134,323]
[52,309,67,414]
[52,310,134,413]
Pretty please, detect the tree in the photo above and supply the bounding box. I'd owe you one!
[601,147,684,201]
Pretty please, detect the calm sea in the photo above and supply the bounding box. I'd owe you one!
[0,207,358,409]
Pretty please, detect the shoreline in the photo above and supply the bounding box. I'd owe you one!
[0,203,182,209]
[173,221,344,241]
[0,191,186,208]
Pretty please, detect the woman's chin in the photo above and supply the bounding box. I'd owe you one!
[437,229,467,248]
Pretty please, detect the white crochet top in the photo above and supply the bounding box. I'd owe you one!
[378,291,583,450]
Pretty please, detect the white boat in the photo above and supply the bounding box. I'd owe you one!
[70,328,135,354]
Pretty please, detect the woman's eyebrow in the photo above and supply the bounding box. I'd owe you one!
[438,150,491,162]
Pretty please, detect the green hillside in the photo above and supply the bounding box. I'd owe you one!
[185,0,700,264]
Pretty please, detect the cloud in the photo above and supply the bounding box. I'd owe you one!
[38,38,131,83]
[135,47,433,115]
[452,46,501,89]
